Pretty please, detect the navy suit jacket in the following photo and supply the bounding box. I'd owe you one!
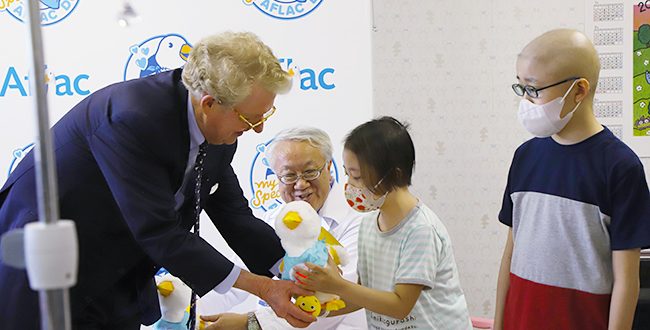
[0,69,284,328]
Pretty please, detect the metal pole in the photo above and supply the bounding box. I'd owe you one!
[24,1,71,329]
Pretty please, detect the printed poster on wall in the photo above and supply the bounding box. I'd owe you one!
[586,0,650,156]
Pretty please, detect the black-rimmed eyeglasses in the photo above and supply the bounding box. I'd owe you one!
[512,77,580,99]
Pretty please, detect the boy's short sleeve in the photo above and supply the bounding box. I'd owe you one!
[499,161,515,227]
[499,181,513,227]
[395,226,438,289]
[609,160,650,250]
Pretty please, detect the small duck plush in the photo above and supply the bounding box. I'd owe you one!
[153,269,206,330]
[275,201,348,316]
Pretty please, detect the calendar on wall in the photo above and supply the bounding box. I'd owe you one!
[587,0,650,156]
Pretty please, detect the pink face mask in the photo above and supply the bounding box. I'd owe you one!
[344,182,386,213]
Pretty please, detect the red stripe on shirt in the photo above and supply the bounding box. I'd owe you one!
[504,273,610,330]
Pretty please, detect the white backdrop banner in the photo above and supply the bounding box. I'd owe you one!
[0,1,372,320]
[0,0,373,215]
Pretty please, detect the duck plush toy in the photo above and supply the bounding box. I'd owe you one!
[153,269,207,330]
[274,201,348,317]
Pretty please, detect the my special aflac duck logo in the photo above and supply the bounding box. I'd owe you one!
[2,0,79,26]
[243,0,323,20]
[248,140,339,213]
[123,33,192,81]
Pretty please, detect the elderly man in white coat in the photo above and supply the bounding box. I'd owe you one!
[198,127,367,330]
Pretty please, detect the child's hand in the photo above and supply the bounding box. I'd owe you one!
[295,256,344,294]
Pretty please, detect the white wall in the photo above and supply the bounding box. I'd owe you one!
[371,0,649,319]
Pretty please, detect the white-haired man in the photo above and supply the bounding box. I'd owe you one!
[200,127,367,330]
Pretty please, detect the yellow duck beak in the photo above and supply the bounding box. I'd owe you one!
[180,44,192,61]
[283,211,302,230]
[288,66,297,77]
[157,280,174,297]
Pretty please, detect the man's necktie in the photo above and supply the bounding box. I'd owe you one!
[188,141,207,330]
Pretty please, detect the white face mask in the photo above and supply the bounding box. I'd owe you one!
[517,80,582,138]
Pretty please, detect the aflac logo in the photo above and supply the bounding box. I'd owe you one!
[0,65,90,97]
[7,143,33,177]
[279,58,335,91]
[123,34,192,81]
[2,0,79,26]
[243,0,323,20]
[249,140,339,213]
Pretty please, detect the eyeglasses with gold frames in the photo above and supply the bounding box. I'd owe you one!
[234,106,276,129]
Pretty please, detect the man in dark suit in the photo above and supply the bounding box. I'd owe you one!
[0,31,314,329]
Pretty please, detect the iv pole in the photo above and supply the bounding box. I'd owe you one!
[25,1,75,329]
[5,2,141,328]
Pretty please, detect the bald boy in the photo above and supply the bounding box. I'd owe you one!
[495,29,650,330]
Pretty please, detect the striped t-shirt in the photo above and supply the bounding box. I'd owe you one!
[499,127,650,330]
[357,202,471,329]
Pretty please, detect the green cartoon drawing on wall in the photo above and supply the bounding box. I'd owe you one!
[633,5,650,136]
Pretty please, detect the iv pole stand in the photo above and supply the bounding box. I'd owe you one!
[25,1,73,329]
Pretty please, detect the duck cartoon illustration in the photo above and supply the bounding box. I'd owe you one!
[125,34,192,80]
[139,35,192,77]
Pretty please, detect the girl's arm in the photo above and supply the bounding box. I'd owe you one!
[335,280,423,320]
[298,259,423,320]
[322,274,363,317]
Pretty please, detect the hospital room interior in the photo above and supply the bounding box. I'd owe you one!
[0,1,648,329]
